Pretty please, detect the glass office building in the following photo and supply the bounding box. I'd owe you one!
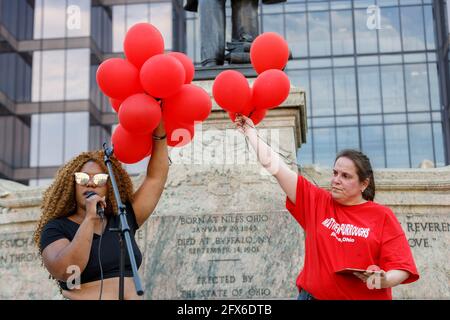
[0,0,449,186]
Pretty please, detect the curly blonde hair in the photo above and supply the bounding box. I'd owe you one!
[33,150,134,252]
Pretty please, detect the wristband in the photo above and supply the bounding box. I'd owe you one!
[152,134,167,140]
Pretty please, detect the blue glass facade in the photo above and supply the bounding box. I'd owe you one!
[186,0,447,168]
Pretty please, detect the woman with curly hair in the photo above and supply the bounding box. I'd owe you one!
[33,121,168,300]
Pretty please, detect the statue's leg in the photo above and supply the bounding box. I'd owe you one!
[198,0,226,66]
[231,0,259,42]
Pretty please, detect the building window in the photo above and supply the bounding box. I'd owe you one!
[33,0,91,39]
[112,2,173,53]
[385,124,410,167]
[286,12,307,59]
[378,6,401,53]
[91,5,112,53]
[404,63,430,112]
[0,0,34,40]
[358,65,382,115]
[89,125,111,151]
[0,53,31,102]
[381,65,406,113]
[337,126,360,151]
[361,125,386,168]
[331,10,354,55]
[30,112,88,167]
[312,127,336,166]
[409,123,435,167]
[308,11,331,56]
[334,67,357,115]
[400,5,426,51]
[311,68,334,117]
[32,49,89,102]
[354,8,378,54]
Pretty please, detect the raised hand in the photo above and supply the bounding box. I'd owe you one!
[234,114,256,136]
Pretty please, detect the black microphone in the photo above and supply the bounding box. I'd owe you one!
[84,191,105,218]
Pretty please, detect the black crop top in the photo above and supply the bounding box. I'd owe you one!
[39,202,143,290]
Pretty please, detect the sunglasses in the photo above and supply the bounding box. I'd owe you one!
[74,172,109,187]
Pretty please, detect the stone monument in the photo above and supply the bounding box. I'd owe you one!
[184,0,287,66]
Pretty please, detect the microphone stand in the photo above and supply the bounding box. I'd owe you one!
[103,143,144,300]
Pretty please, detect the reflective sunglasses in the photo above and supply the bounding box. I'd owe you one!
[74,172,109,187]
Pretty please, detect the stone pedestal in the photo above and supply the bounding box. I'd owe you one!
[0,81,449,300]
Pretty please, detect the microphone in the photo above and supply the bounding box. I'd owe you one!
[84,191,105,218]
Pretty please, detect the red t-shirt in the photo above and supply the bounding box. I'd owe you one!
[286,175,419,300]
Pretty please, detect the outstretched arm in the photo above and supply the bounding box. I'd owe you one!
[132,120,169,227]
[235,115,298,203]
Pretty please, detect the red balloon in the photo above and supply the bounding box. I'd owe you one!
[163,117,190,132]
[162,84,212,123]
[109,97,122,113]
[252,69,290,110]
[96,58,143,100]
[250,32,290,74]
[249,109,267,125]
[227,107,252,122]
[140,54,186,99]
[212,70,251,113]
[118,94,162,135]
[168,52,195,84]
[165,123,195,148]
[241,87,254,116]
[124,23,165,69]
[111,125,152,164]
[228,112,238,122]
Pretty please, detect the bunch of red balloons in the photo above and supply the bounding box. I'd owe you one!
[212,32,290,125]
[96,23,212,164]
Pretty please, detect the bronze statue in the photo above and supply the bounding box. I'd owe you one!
[184,0,286,66]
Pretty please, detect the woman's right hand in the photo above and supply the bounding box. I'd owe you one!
[234,114,256,137]
[84,194,106,221]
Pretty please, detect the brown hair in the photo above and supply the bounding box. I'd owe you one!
[33,150,134,252]
[335,149,375,201]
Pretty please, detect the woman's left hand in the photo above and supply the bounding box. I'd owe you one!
[235,114,256,137]
[353,269,387,289]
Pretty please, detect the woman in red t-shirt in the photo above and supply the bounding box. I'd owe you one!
[235,115,419,300]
